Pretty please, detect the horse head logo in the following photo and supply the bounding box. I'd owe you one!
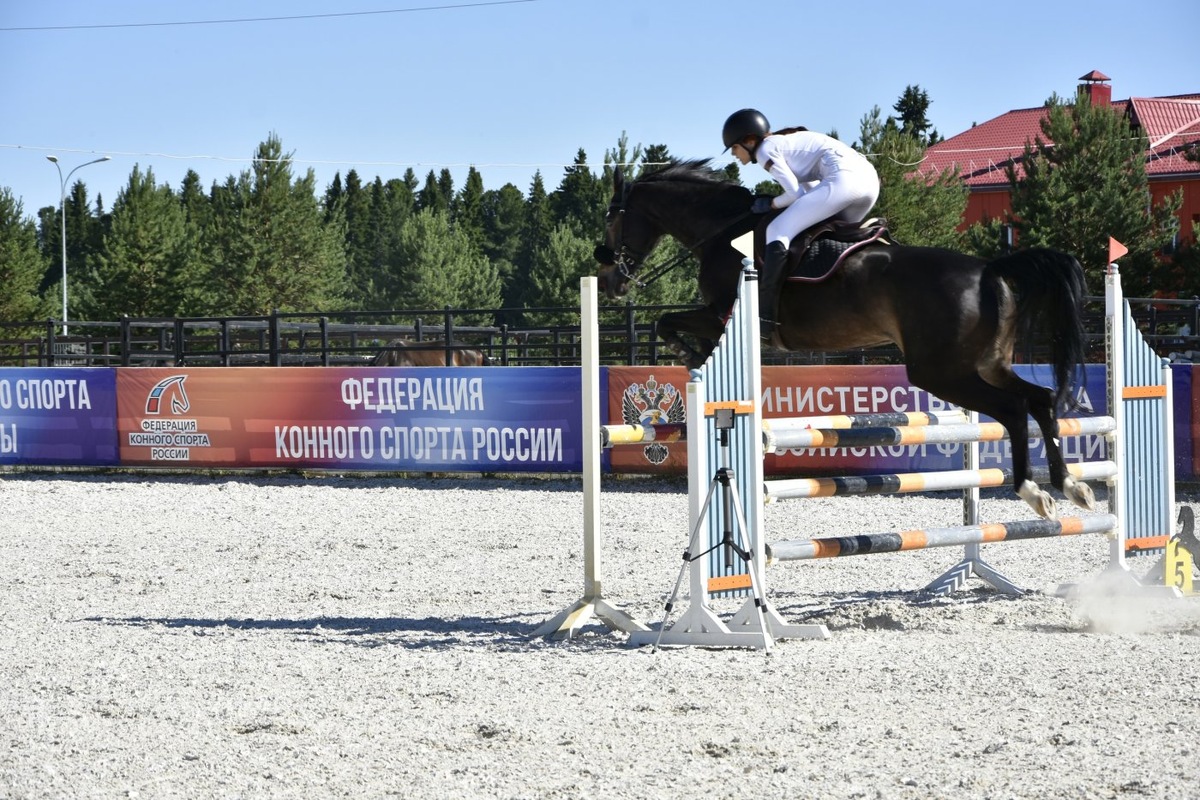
[145,375,190,415]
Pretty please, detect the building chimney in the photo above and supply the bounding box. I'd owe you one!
[1078,69,1112,107]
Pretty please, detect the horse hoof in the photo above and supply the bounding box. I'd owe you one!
[1018,480,1057,519]
[1062,476,1096,511]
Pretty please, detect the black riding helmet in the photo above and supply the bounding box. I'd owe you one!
[722,108,770,157]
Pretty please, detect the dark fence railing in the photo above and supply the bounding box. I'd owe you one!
[1,295,1198,369]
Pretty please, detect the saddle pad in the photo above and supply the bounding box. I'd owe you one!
[786,230,887,283]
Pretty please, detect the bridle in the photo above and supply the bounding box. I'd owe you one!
[595,184,752,291]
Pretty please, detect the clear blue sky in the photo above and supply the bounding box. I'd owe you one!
[3,0,1197,219]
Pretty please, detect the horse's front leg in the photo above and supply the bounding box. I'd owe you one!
[658,307,726,369]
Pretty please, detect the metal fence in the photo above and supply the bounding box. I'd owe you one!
[1,295,1198,369]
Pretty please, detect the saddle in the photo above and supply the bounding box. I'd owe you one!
[754,217,893,283]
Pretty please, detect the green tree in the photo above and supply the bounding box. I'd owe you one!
[197,134,348,314]
[479,182,526,305]
[551,149,605,240]
[357,177,417,310]
[603,132,643,187]
[417,169,450,214]
[525,223,595,322]
[326,169,376,308]
[893,85,942,145]
[90,166,187,318]
[38,181,105,316]
[989,91,1180,293]
[392,208,500,322]
[173,170,212,315]
[0,189,51,322]
[859,106,967,248]
[511,171,554,310]
[638,144,673,179]
[453,166,486,243]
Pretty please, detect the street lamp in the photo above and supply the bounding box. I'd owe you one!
[46,154,111,336]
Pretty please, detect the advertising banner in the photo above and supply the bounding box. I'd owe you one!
[0,368,118,466]
[606,364,1113,477]
[116,367,582,472]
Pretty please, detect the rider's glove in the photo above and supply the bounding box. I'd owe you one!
[751,196,774,214]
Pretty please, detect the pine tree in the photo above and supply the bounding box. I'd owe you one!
[603,132,643,187]
[551,149,605,240]
[335,170,375,308]
[893,85,942,145]
[417,170,448,214]
[479,183,526,305]
[0,189,51,322]
[512,172,553,310]
[198,134,348,314]
[91,165,187,318]
[173,170,212,315]
[525,223,595,323]
[393,208,499,323]
[859,106,966,248]
[1000,91,1180,293]
[39,181,104,317]
[453,166,486,243]
[638,144,672,178]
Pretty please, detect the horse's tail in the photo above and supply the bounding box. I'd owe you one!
[987,248,1089,411]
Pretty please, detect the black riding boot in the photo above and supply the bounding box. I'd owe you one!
[758,241,788,342]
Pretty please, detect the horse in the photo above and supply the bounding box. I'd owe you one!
[594,159,1092,520]
[372,339,491,367]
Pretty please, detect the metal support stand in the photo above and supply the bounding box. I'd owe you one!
[925,410,1024,596]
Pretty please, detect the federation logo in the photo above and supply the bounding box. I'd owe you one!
[621,375,684,465]
[145,375,190,415]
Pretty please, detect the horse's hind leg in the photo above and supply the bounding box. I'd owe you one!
[1012,377,1095,512]
[909,366,1057,519]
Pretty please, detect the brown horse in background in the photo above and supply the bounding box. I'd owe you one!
[372,339,490,367]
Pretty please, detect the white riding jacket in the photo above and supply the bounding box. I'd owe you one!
[755,130,880,249]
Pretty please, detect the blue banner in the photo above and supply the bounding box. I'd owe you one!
[0,368,119,466]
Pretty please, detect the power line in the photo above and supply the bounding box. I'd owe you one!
[0,1,539,32]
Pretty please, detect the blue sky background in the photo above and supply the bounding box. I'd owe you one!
[3,0,1197,218]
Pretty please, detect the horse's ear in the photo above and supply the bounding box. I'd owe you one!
[613,165,624,193]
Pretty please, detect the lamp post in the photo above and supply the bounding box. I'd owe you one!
[46,155,110,336]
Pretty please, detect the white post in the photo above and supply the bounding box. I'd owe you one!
[532,277,648,638]
[1105,263,1128,572]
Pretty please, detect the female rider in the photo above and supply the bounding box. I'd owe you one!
[723,108,880,341]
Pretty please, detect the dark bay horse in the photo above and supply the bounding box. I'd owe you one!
[594,159,1092,520]
[372,339,490,366]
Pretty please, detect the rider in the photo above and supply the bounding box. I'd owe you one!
[723,108,880,341]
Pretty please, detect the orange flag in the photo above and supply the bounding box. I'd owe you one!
[1108,237,1129,264]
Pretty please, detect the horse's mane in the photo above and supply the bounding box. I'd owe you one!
[635,158,734,187]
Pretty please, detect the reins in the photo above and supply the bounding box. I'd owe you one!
[603,192,753,291]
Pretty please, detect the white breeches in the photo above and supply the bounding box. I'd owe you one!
[765,169,880,249]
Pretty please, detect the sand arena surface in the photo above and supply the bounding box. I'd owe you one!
[2,472,1199,799]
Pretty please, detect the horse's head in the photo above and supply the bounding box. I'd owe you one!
[594,160,755,301]
[594,165,666,300]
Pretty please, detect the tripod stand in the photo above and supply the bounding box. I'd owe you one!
[629,399,829,650]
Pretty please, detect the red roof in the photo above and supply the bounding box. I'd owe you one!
[919,88,1200,187]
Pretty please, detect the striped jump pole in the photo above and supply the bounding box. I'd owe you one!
[764,416,1116,453]
[769,514,1118,563]
[599,422,686,448]
[765,461,1118,502]
[764,409,968,432]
